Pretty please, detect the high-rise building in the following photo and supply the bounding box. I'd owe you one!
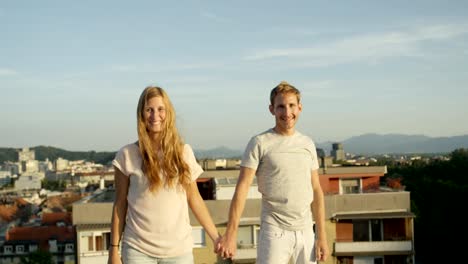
[331,142,345,161]
[17,147,35,162]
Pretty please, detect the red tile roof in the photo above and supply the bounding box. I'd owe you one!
[7,226,76,251]
[42,212,72,225]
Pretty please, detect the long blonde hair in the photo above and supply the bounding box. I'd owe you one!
[136,86,191,192]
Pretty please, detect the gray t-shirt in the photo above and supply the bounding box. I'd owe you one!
[241,129,320,230]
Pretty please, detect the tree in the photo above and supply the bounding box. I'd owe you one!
[20,250,53,264]
[389,148,468,263]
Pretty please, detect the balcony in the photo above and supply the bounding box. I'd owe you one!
[325,192,412,218]
[233,246,257,263]
[334,240,413,256]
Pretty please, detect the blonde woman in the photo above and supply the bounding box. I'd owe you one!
[108,86,220,264]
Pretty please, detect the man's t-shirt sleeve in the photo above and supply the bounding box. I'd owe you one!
[240,137,260,170]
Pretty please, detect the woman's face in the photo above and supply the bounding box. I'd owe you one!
[144,96,166,136]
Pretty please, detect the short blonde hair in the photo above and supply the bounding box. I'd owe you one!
[270,81,301,106]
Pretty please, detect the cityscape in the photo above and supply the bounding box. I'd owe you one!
[2,1,467,264]
[1,141,464,264]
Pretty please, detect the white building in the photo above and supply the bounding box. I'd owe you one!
[55,158,69,171]
[15,174,42,190]
[18,147,35,162]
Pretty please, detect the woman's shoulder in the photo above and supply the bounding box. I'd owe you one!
[116,142,140,156]
[182,143,195,156]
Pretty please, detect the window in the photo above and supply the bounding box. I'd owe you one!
[353,219,383,242]
[16,245,25,253]
[353,220,370,241]
[29,245,38,252]
[65,244,74,252]
[4,245,12,253]
[82,232,110,252]
[341,179,360,194]
[371,219,383,241]
[237,226,254,248]
[192,228,206,247]
[374,257,384,264]
[254,225,260,246]
[57,244,64,252]
[95,236,103,251]
[88,236,93,251]
[337,257,353,264]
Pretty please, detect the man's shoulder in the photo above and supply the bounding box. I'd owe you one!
[250,128,274,141]
[294,130,316,143]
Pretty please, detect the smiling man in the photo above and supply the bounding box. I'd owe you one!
[217,81,329,264]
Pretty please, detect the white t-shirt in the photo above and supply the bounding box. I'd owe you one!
[113,143,203,257]
[241,129,320,230]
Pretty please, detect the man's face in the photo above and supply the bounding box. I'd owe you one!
[269,92,302,134]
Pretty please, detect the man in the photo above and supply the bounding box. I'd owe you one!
[218,81,329,264]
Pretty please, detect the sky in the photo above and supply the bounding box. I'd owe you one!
[1,0,468,152]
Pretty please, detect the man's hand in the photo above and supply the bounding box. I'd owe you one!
[217,233,237,259]
[315,237,329,262]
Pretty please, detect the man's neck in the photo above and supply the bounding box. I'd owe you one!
[273,126,295,136]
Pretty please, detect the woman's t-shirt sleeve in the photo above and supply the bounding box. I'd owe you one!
[184,144,204,181]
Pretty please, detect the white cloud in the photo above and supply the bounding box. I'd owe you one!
[0,68,18,76]
[200,11,230,23]
[244,23,468,66]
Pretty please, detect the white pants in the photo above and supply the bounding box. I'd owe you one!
[121,243,194,264]
[257,222,316,264]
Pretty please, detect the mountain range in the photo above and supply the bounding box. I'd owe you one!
[316,133,468,155]
[196,133,468,158]
[1,134,467,163]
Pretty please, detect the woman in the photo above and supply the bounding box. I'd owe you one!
[108,86,220,264]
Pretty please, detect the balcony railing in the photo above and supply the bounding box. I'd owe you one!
[334,240,413,255]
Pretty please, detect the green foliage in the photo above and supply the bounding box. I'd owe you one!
[0,146,116,164]
[42,179,67,191]
[388,148,467,262]
[0,147,18,163]
[20,250,53,264]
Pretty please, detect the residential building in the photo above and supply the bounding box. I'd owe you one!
[72,166,415,264]
[0,212,76,264]
[14,174,42,190]
[319,166,415,264]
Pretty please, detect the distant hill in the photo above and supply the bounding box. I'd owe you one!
[317,133,468,154]
[2,134,467,163]
[0,145,242,164]
[0,146,116,165]
[194,146,242,159]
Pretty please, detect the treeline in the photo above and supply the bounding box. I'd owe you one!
[385,148,468,263]
[0,146,116,165]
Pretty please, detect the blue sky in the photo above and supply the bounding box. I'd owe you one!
[1,0,468,151]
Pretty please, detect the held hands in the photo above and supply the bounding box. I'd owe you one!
[215,233,237,260]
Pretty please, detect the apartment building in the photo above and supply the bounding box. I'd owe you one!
[319,166,415,264]
[72,166,414,264]
[0,212,76,264]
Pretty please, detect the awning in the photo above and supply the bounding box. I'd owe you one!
[76,223,111,231]
[332,211,415,221]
